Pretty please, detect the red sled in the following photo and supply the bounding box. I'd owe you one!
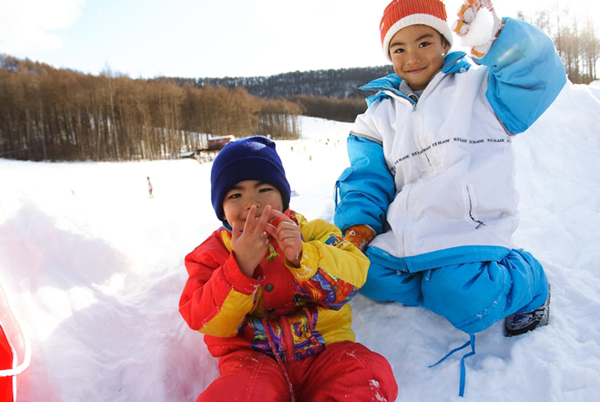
[0,285,30,402]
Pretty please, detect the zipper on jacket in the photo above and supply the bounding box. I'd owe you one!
[263,317,296,401]
[365,52,468,110]
[280,316,296,363]
[412,107,432,167]
[408,94,418,111]
[401,186,414,258]
[384,89,417,111]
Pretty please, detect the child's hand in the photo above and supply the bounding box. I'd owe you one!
[265,210,303,268]
[344,224,375,252]
[231,205,272,277]
[452,0,503,58]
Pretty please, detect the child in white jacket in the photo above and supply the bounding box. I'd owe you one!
[334,0,565,394]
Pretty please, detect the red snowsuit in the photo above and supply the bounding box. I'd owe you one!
[179,211,398,402]
[0,325,14,402]
[0,284,29,402]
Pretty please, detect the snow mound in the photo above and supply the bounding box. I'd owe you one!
[0,82,599,401]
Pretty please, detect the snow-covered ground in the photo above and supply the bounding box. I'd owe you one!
[1,81,600,401]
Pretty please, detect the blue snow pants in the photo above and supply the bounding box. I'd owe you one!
[360,249,549,334]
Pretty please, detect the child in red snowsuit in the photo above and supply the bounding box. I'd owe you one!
[179,136,398,402]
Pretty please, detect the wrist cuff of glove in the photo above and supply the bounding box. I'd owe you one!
[345,224,375,239]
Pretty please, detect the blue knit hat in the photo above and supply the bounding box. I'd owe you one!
[211,136,291,221]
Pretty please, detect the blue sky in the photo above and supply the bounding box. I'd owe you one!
[0,0,592,79]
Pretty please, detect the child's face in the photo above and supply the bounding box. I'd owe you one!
[389,25,451,91]
[222,180,283,228]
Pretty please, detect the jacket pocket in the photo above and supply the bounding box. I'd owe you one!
[464,184,486,229]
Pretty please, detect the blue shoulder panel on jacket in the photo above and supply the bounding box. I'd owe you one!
[360,52,471,106]
[360,74,402,107]
[441,51,471,74]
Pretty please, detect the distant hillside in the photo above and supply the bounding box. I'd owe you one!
[168,65,395,99]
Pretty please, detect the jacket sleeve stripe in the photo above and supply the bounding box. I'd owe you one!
[199,289,256,337]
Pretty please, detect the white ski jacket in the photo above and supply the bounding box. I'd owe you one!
[334,18,567,273]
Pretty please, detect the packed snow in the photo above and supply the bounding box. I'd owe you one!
[1,80,600,401]
[455,6,497,49]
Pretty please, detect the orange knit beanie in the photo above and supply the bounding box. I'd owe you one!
[380,0,453,61]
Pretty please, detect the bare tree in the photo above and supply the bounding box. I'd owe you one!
[519,4,599,84]
[0,55,304,161]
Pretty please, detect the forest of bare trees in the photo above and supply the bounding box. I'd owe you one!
[290,95,367,122]
[0,55,302,162]
[2,6,598,162]
[519,5,599,84]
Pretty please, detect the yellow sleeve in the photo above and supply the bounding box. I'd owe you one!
[288,214,369,288]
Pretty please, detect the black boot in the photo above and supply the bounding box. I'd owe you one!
[505,285,551,337]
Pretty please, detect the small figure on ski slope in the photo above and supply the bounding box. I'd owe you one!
[179,136,398,402]
[147,176,153,199]
[335,0,564,345]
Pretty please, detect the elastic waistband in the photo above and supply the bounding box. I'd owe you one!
[366,245,511,273]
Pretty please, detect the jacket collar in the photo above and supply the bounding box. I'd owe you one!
[361,51,471,106]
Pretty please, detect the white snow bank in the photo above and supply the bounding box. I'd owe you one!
[0,81,599,401]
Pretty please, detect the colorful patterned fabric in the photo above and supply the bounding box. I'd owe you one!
[293,269,358,311]
[179,211,369,363]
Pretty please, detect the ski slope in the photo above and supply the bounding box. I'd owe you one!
[1,81,599,401]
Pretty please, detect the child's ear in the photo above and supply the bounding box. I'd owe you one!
[443,40,451,55]
[441,35,451,55]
